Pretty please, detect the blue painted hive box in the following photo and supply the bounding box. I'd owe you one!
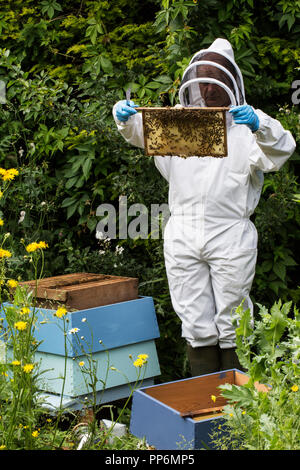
[130,369,250,450]
[2,274,161,403]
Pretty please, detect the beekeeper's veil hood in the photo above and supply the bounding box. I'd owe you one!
[179,38,246,107]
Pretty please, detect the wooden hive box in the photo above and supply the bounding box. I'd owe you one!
[18,272,138,310]
[138,107,228,158]
[130,369,269,450]
[2,295,161,405]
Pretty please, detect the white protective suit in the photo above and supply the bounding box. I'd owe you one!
[112,38,296,350]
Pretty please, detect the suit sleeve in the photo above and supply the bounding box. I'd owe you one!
[250,109,296,173]
[112,101,145,149]
[112,101,171,182]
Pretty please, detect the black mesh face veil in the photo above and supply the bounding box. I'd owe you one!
[179,51,245,107]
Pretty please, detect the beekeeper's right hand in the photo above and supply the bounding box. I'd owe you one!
[115,100,138,122]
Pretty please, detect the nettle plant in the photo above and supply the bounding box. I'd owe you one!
[212,300,300,450]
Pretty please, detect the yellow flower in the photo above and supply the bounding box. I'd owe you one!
[23,363,34,374]
[138,354,149,361]
[0,444,6,450]
[32,430,39,438]
[0,168,19,181]
[8,168,19,177]
[78,361,85,367]
[0,219,4,226]
[25,241,48,252]
[37,241,48,249]
[11,360,21,366]
[14,321,28,331]
[133,353,149,368]
[25,242,39,252]
[291,385,299,392]
[7,279,18,288]
[20,307,31,316]
[55,307,67,318]
[0,248,12,258]
[133,358,144,367]
[211,395,217,403]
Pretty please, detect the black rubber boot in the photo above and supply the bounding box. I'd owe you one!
[220,347,245,372]
[186,344,221,377]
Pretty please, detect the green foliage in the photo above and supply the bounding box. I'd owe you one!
[253,159,300,305]
[0,171,149,450]
[211,300,300,450]
[40,0,63,19]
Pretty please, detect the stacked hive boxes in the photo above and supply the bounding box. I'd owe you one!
[2,273,161,408]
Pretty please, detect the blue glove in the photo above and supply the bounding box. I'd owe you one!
[116,100,138,122]
[229,104,260,132]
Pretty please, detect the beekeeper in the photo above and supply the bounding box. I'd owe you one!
[112,38,296,376]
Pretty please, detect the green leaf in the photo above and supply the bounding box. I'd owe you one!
[61,196,77,208]
[40,0,62,19]
[219,383,253,407]
[235,306,253,338]
[75,144,94,152]
[86,25,98,44]
[273,261,286,281]
[155,75,173,84]
[82,157,93,180]
[100,55,113,74]
[218,9,229,22]
[87,217,97,231]
[145,82,161,90]
[280,300,292,318]
[67,203,79,219]
[265,301,289,343]
[260,260,273,273]
[47,6,54,18]
[259,414,276,437]
[283,256,298,266]
[75,175,85,188]
[65,176,78,189]
[85,20,104,45]
[287,15,295,31]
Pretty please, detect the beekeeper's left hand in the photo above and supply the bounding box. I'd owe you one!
[229,104,259,132]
